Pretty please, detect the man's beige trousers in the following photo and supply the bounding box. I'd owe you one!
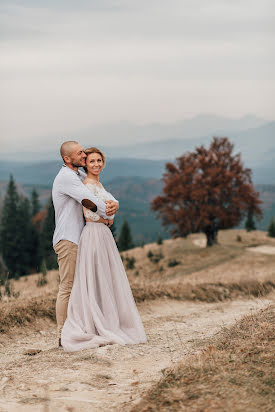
[54,240,78,338]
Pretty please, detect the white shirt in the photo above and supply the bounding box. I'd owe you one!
[52,165,108,246]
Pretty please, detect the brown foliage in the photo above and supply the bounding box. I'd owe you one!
[152,137,262,246]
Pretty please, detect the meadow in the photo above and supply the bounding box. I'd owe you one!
[0,229,274,411]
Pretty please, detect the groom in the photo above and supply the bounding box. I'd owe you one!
[52,141,118,347]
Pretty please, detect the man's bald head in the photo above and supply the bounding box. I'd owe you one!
[60,141,79,160]
[60,141,87,169]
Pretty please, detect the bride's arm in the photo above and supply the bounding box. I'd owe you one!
[83,207,110,225]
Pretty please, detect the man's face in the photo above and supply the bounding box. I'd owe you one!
[66,144,87,168]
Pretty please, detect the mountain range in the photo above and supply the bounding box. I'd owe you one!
[1,114,274,166]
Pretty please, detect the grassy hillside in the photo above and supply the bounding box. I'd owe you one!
[132,304,275,412]
[1,229,274,317]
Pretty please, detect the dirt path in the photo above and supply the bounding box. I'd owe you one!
[0,295,274,412]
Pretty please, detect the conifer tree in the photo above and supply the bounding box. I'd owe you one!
[110,220,117,242]
[16,196,33,275]
[245,209,256,232]
[40,198,57,269]
[267,217,275,238]
[31,188,40,216]
[117,220,134,251]
[0,175,21,275]
[0,176,41,276]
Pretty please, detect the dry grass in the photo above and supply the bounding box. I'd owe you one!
[131,305,275,412]
[124,229,275,286]
[132,280,275,303]
[1,229,275,332]
[1,280,274,333]
[0,293,56,333]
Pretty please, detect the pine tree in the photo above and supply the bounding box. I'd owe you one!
[40,199,57,269]
[0,175,21,276]
[110,220,117,242]
[0,176,41,276]
[117,220,134,251]
[267,217,275,238]
[245,209,256,232]
[31,188,40,216]
[16,196,33,275]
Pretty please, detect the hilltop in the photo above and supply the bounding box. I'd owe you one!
[0,229,274,411]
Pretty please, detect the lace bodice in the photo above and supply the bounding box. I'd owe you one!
[83,182,118,221]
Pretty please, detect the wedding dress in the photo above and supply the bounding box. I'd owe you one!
[61,182,147,352]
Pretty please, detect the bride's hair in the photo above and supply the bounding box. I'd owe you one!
[83,147,106,173]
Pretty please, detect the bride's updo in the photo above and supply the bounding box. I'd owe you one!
[83,147,106,173]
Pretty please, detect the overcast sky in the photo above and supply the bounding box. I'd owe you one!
[0,0,274,152]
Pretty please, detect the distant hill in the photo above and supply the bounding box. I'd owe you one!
[0,113,271,162]
[101,121,275,168]
[1,177,274,243]
[0,159,166,186]
[0,156,274,186]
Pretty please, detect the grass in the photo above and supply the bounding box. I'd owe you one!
[1,280,274,333]
[0,293,56,333]
[131,305,275,412]
[132,280,275,303]
[1,229,275,332]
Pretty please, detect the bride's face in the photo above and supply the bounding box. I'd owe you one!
[86,152,104,176]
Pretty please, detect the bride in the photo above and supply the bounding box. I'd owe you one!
[61,147,147,352]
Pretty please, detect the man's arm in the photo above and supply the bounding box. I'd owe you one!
[61,173,107,215]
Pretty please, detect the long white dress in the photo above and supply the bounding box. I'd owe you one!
[61,182,147,352]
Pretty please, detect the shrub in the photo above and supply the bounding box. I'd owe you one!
[125,256,136,270]
[151,252,164,264]
[36,260,48,287]
[157,235,163,245]
[36,275,48,287]
[147,250,153,259]
[267,217,275,238]
[167,259,180,267]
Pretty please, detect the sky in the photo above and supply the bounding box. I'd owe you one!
[0,0,274,152]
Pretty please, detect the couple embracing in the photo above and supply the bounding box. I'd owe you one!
[52,141,147,352]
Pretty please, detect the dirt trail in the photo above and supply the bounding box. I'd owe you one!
[0,295,274,412]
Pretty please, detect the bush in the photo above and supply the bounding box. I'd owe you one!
[167,259,180,267]
[36,260,48,287]
[147,250,153,259]
[36,275,48,287]
[125,256,136,270]
[147,250,164,263]
[151,252,164,264]
[157,235,163,245]
[267,217,275,238]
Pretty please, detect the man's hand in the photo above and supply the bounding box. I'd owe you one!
[105,200,119,216]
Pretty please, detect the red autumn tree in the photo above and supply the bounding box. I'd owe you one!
[151,137,262,246]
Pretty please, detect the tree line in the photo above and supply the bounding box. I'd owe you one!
[0,176,56,278]
[1,137,274,279]
[0,175,135,279]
